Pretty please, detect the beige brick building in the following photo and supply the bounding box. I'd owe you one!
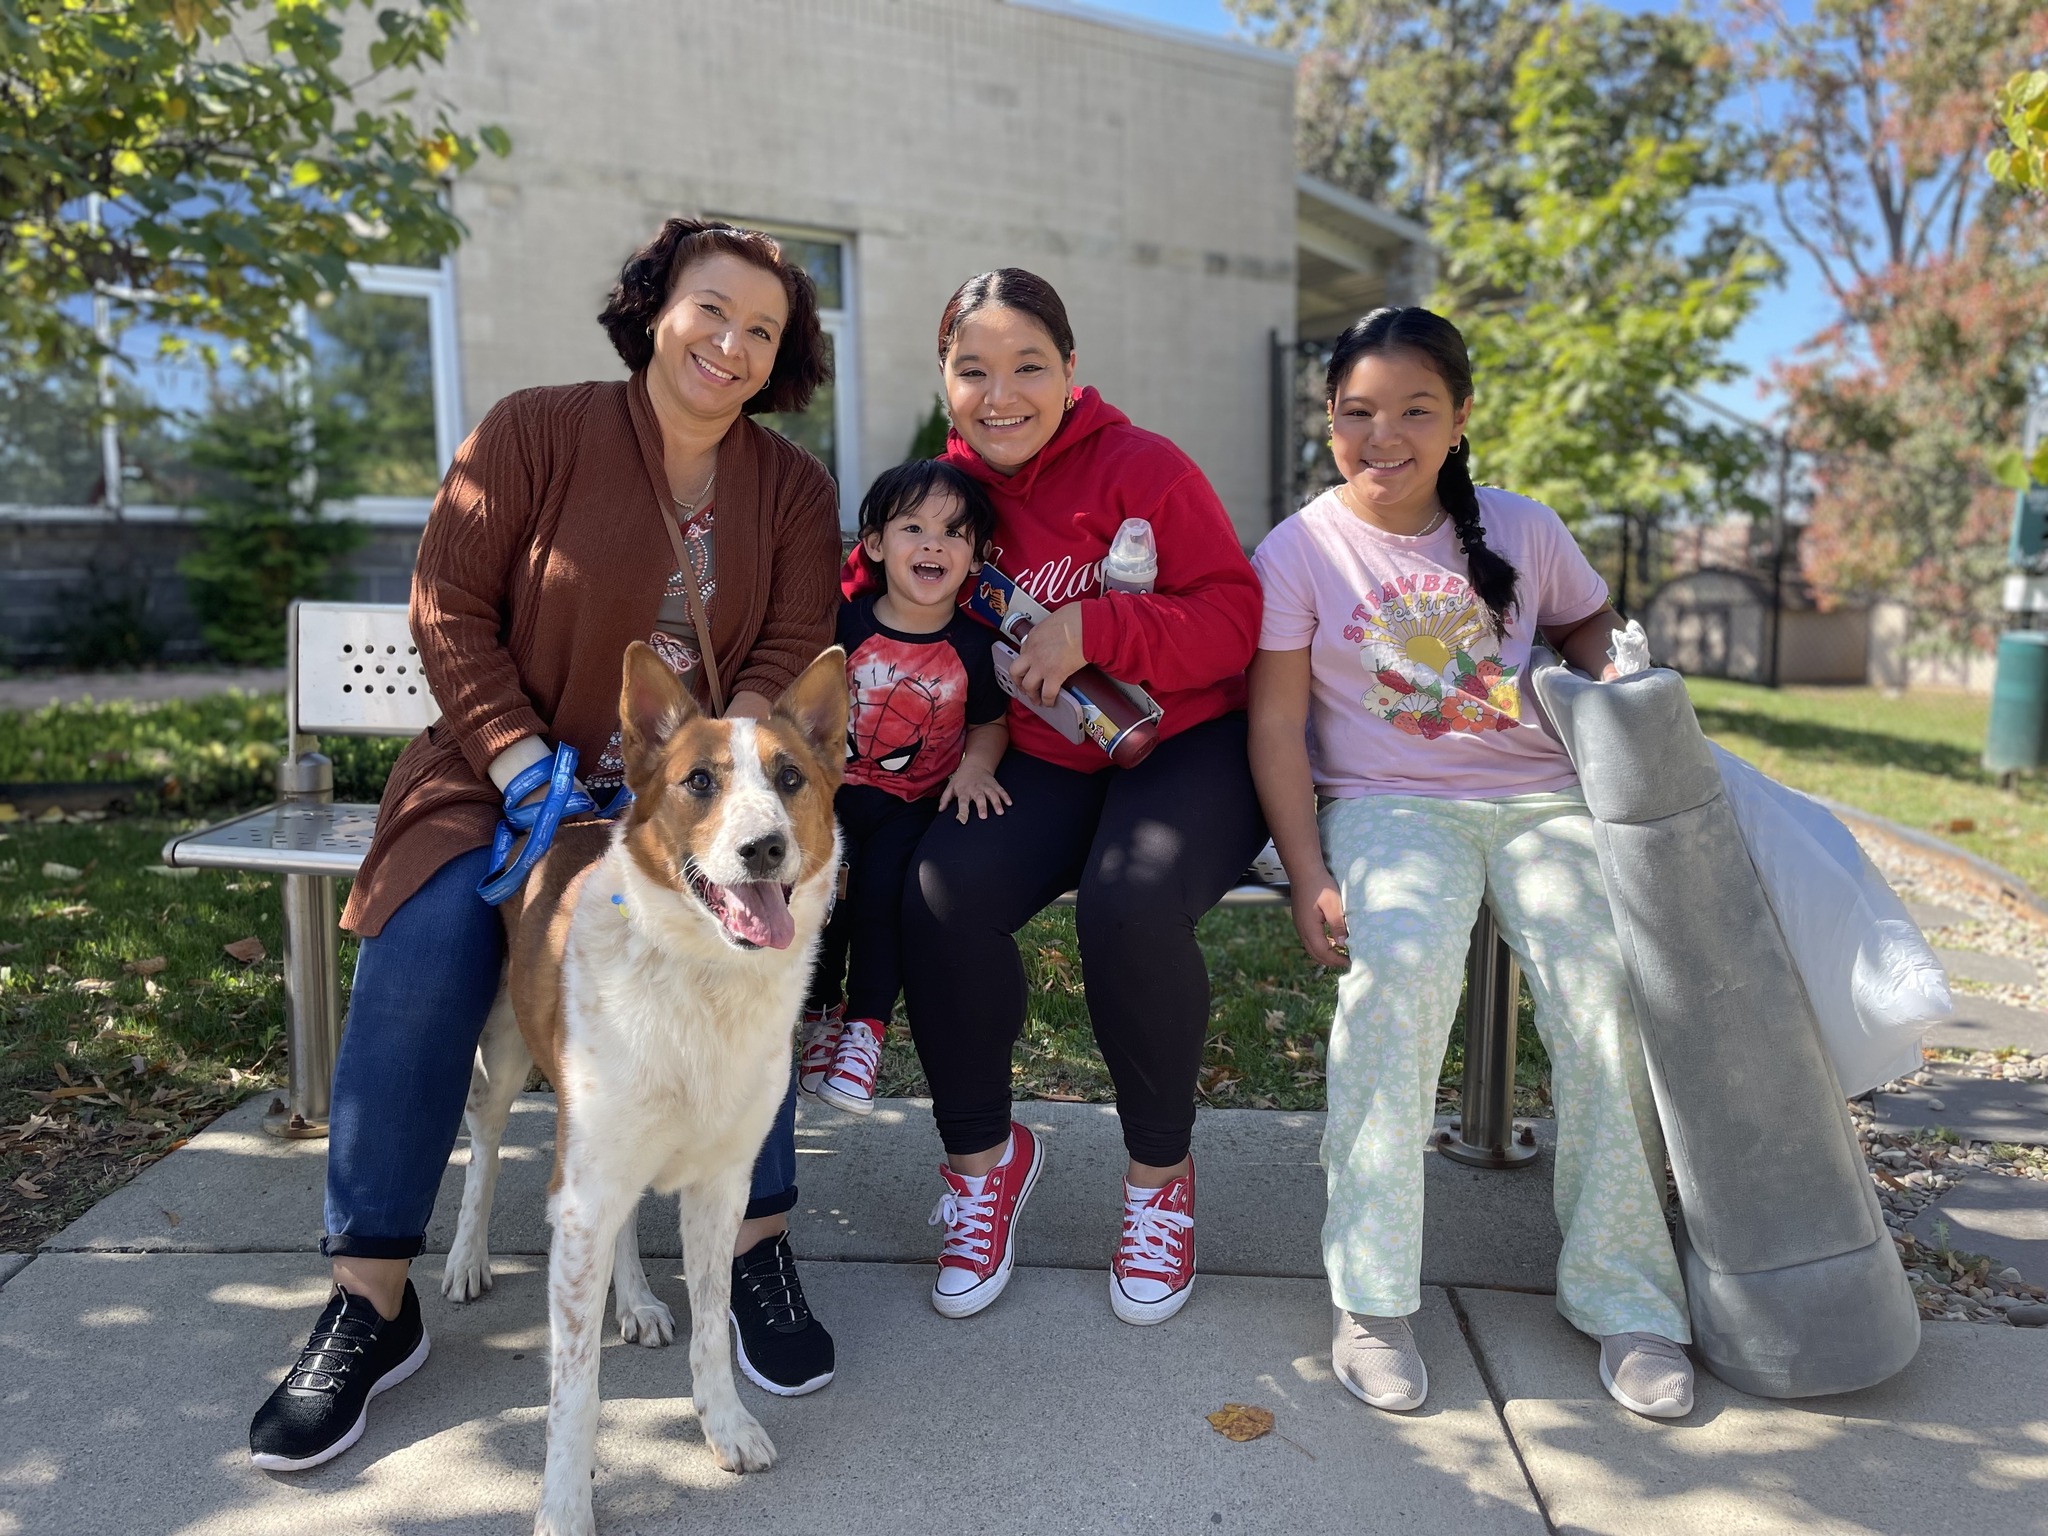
[438,0,1301,537]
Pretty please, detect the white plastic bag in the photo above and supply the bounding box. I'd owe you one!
[1609,619,1652,677]
[1709,743,1950,1095]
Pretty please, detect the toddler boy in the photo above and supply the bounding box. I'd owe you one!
[799,461,1009,1113]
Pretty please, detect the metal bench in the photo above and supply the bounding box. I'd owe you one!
[164,601,439,1138]
[162,601,1533,1168]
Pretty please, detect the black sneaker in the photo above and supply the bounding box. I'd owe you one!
[728,1233,834,1397]
[249,1280,430,1471]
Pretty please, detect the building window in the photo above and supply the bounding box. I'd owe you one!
[746,227,861,530]
[0,262,460,524]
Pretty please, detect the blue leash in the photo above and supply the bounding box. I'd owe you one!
[476,744,635,906]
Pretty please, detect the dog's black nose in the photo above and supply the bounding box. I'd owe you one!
[737,834,787,877]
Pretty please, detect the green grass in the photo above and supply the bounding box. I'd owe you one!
[0,819,356,1248]
[1684,679,2048,894]
[0,693,404,814]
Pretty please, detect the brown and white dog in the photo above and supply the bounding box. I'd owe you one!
[440,641,845,1536]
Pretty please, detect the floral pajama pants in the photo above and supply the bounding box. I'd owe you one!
[1317,789,1690,1341]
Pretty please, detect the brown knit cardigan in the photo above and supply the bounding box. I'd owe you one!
[339,371,841,937]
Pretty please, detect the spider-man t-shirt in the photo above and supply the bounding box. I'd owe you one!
[838,593,1005,802]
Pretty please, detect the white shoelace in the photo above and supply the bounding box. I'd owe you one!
[1117,1197,1192,1278]
[831,1021,881,1087]
[930,1185,997,1264]
[797,1009,841,1073]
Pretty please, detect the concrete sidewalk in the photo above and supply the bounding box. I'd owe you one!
[4,1095,2047,1535]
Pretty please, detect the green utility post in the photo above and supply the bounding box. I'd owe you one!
[1985,482,2048,776]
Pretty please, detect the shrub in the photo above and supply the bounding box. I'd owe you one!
[178,387,366,665]
[0,693,405,813]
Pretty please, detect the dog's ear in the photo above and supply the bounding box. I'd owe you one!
[618,641,697,782]
[775,646,848,766]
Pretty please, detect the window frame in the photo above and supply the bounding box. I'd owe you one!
[725,220,861,532]
[0,260,460,527]
[321,260,464,527]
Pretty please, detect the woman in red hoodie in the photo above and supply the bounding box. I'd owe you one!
[899,269,1267,1326]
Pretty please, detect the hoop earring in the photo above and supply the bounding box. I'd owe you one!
[1063,394,1075,413]
[1450,437,1469,458]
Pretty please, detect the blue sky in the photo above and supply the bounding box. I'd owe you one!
[1086,0,1840,423]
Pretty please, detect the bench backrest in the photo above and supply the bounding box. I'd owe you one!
[290,600,443,740]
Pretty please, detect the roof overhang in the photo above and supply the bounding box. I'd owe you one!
[1296,175,1436,341]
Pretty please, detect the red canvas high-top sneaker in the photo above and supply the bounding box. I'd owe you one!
[928,1122,1045,1319]
[1110,1158,1195,1324]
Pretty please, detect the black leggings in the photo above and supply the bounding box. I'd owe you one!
[807,782,938,1028]
[902,712,1267,1166]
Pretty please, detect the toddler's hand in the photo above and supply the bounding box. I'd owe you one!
[939,764,1012,823]
[1291,869,1349,968]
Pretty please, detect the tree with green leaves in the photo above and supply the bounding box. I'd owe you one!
[1737,0,2046,643]
[1226,0,1560,216]
[1988,66,2048,196]
[0,0,507,374]
[1433,7,1774,548]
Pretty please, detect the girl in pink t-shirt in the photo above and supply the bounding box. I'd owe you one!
[1248,308,1692,1421]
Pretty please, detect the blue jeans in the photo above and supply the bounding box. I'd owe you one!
[322,844,800,1259]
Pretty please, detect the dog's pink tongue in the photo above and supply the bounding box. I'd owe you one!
[722,881,795,949]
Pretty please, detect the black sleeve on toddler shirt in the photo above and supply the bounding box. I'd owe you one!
[950,614,1007,727]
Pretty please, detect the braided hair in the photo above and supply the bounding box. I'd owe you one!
[1324,307,1520,638]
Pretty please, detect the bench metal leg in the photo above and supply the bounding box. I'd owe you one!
[265,753,343,1140]
[1438,905,1538,1170]
[266,871,342,1139]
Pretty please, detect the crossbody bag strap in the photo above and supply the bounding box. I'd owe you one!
[659,507,726,717]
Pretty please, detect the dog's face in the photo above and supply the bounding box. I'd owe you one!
[616,643,847,951]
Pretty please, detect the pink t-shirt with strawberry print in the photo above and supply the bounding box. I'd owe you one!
[1252,484,1609,800]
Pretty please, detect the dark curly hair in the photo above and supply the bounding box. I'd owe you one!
[598,218,828,415]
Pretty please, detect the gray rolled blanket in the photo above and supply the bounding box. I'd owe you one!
[1529,658,1919,1399]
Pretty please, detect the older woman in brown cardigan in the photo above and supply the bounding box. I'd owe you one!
[249,220,843,1474]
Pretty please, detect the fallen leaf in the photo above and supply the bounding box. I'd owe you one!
[1206,1403,1275,1442]
[1036,1091,1087,1103]
[40,861,82,879]
[223,937,266,965]
[162,1209,181,1228]
[53,1060,73,1086]
[0,941,22,955]
[143,865,198,879]
[1942,818,1976,834]
[124,956,167,977]
[73,978,115,995]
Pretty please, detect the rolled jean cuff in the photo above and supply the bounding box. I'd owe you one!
[744,1185,798,1222]
[321,1232,426,1260]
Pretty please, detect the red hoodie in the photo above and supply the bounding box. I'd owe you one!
[844,387,1262,773]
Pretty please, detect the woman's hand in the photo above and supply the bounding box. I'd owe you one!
[939,762,1012,823]
[1009,605,1086,708]
[1290,866,1350,968]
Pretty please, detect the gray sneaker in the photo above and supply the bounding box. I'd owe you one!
[1332,1309,1428,1411]
[1599,1332,1693,1418]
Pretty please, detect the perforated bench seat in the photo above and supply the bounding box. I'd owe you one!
[163,802,383,880]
